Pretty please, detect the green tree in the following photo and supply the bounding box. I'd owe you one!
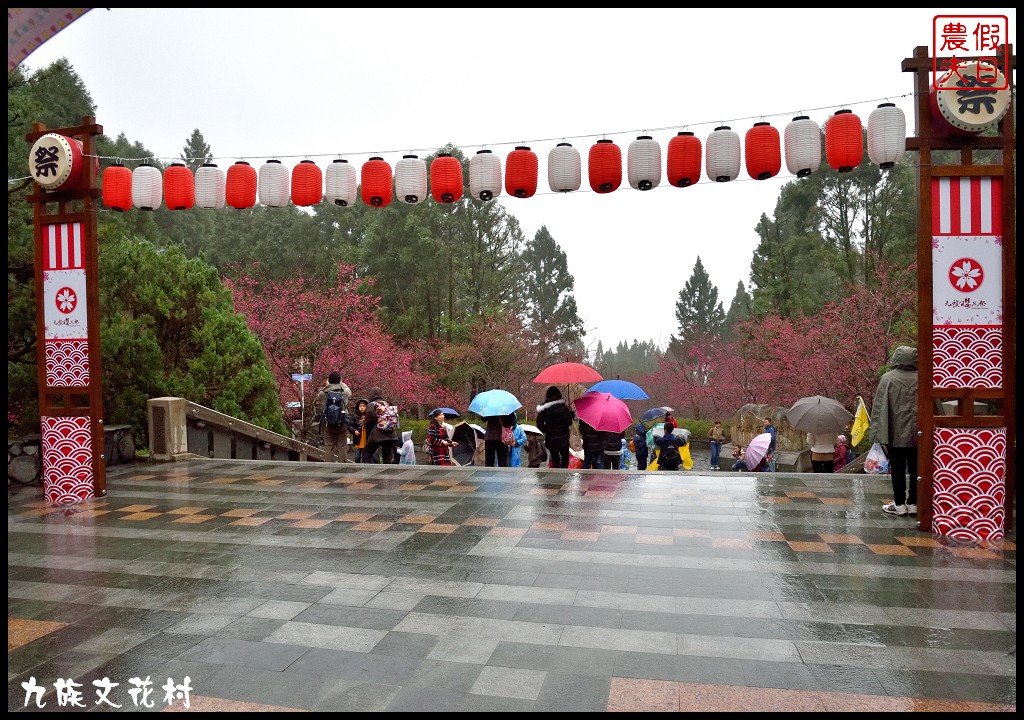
[180,128,211,172]
[99,234,286,443]
[672,256,725,346]
[520,225,585,358]
[722,280,752,340]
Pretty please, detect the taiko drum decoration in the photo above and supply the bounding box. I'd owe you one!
[27,132,96,192]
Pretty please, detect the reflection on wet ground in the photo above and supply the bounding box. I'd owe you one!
[7,460,1016,712]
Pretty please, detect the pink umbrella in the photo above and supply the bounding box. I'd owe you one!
[574,391,632,433]
[744,432,774,470]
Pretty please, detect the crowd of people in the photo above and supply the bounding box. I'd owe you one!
[311,359,920,523]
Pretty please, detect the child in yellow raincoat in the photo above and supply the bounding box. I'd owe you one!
[647,424,693,471]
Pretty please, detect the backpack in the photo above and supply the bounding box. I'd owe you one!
[659,441,681,468]
[501,425,516,447]
[323,390,346,428]
[374,400,400,431]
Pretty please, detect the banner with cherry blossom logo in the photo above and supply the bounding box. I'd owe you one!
[931,177,1002,389]
[41,222,90,387]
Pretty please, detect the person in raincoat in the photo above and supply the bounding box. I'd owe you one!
[870,346,919,516]
[833,434,852,472]
[398,430,416,465]
[508,418,528,467]
[632,421,649,471]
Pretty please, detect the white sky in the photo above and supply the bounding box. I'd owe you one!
[20,8,1016,353]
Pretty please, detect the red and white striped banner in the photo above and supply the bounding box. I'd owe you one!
[42,222,85,271]
[931,176,1003,236]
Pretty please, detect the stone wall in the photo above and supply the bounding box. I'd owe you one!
[8,425,135,487]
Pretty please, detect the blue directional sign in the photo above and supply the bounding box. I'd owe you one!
[291,373,313,382]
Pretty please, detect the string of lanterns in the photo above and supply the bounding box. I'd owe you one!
[54,105,910,213]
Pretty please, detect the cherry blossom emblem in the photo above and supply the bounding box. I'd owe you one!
[55,286,78,313]
[948,258,983,293]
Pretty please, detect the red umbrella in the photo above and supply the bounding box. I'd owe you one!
[533,362,603,384]
[574,391,632,433]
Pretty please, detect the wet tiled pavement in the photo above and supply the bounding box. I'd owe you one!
[7,460,1016,712]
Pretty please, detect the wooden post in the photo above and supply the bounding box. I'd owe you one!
[25,117,107,502]
[902,45,1015,538]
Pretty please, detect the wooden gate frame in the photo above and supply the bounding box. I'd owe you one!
[902,45,1015,534]
[25,116,107,500]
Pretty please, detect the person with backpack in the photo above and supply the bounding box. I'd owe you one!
[535,386,576,468]
[654,427,686,471]
[314,372,351,463]
[364,386,400,464]
[507,414,528,468]
[483,413,513,467]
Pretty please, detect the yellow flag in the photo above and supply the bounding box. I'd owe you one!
[851,396,870,447]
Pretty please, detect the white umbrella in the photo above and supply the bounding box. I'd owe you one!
[520,423,543,436]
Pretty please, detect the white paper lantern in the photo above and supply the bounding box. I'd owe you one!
[394,155,427,204]
[131,163,162,211]
[627,135,662,191]
[784,115,822,178]
[867,103,907,170]
[195,162,226,209]
[258,159,289,207]
[547,143,581,193]
[705,126,740,182]
[469,149,502,201]
[325,159,357,207]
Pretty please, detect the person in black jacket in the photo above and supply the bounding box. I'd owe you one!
[535,386,575,468]
[578,419,604,469]
[655,429,686,471]
[602,429,625,470]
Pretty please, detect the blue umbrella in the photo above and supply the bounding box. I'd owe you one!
[431,407,460,417]
[468,389,522,417]
[586,379,649,400]
[640,406,674,422]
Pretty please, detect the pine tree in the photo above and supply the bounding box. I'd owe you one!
[674,257,725,345]
[723,281,752,339]
[521,225,585,358]
[180,129,212,172]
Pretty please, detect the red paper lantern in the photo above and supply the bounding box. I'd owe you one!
[505,146,538,198]
[361,157,393,207]
[744,122,781,180]
[666,131,701,188]
[825,109,863,173]
[226,160,257,209]
[102,162,132,211]
[163,162,195,210]
[430,153,463,204]
[588,139,622,194]
[291,159,323,206]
